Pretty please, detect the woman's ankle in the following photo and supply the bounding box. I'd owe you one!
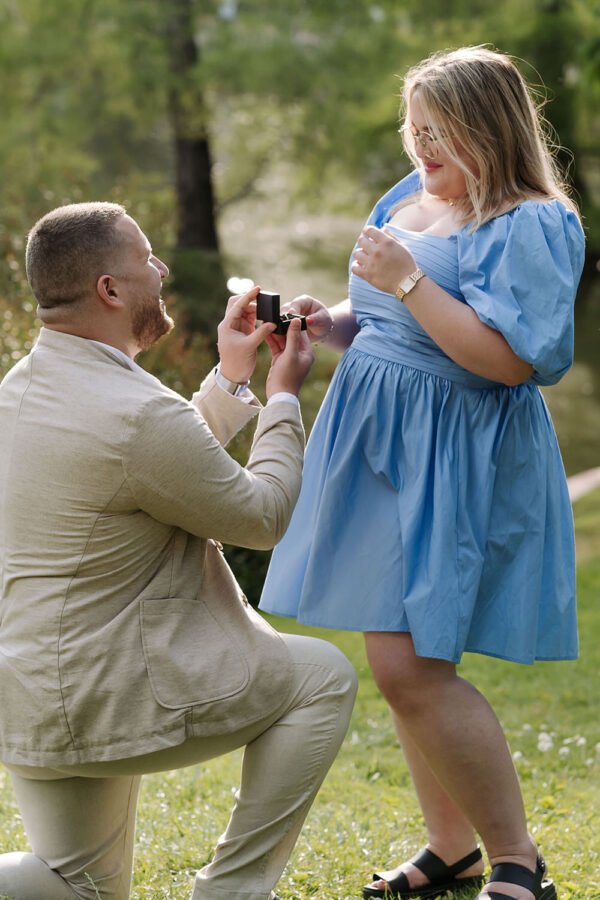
[487,833,538,872]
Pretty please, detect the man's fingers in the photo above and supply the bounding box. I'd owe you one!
[251,321,277,345]
[281,317,302,352]
[225,286,261,318]
[265,333,285,355]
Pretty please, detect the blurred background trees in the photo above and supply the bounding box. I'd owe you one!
[1,0,599,351]
[1,0,599,600]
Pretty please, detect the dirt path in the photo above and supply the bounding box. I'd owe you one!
[567,466,600,503]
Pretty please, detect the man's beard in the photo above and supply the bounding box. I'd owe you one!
[131,292,174,352]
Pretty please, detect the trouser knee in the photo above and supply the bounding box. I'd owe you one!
[0,851,77,899]
[292,634,358,702]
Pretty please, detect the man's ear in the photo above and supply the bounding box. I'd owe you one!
[96,274,125,309]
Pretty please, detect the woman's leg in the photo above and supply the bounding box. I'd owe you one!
[0,772,141,900]
[364,632,538,900]
[377,713,484,890]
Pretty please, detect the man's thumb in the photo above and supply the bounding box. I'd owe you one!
[283,317,301,352]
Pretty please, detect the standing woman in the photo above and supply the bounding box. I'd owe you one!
[259,47,584,900]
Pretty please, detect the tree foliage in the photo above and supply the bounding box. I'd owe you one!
[0,0,598,340]
[1,0,599,600]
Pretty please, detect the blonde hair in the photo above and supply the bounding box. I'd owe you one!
[400,46,579,227]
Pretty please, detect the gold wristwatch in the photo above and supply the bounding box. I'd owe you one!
[395,268,425,302]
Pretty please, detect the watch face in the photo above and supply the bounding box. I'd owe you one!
[396,269,424,301]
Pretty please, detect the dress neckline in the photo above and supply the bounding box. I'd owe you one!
[386,223,460,242]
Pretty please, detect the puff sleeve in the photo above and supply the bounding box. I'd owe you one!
[456,201,585,385]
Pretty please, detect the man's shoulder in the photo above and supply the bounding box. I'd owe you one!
[38,331,186,405]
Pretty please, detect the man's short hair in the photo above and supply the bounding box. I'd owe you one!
[26,202,127,309]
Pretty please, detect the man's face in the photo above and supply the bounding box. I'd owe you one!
[114,215,174,352]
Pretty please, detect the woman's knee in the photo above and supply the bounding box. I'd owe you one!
[364,632,454,714]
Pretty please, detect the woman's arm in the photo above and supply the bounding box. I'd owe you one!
[353,226,533,386]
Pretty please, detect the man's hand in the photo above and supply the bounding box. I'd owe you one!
[217,286,276,385]
[283,295,333,343]
[265,318,315,398]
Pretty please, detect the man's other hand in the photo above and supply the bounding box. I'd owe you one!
[265,318,315,398]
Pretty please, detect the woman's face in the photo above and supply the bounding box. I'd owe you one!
[406,90,472,203]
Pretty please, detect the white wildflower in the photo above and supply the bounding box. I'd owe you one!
[537,732,554,752]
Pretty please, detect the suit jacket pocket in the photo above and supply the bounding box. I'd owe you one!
[140,596,250,709]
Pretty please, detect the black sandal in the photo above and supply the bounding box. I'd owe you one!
[478,854,557,899]
[362,846,485,899]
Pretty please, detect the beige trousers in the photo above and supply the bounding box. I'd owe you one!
[0,634,357,900]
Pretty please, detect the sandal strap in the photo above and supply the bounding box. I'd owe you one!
[488,855,546,896]
[488,861,535,891]
[371,868,410,894]
[413,846,483,881]
[372,845,483,895]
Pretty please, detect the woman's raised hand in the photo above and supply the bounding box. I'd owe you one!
[351,225,417,295]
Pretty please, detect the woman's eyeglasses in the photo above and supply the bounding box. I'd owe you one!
[399,124,441,150]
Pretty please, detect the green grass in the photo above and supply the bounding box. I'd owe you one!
[1,494,599,899]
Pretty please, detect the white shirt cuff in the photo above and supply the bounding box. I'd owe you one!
[266,392,300,408]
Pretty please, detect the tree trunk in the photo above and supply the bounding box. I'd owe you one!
[164,0,226,338]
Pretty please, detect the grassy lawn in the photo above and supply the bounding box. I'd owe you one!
[1,491,599,899]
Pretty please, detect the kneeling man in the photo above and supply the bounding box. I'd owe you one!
[0,203,356,900]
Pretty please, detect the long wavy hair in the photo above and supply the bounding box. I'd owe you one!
[400,46,579,227]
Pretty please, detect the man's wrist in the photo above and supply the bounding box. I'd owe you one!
[266,391,300,408]
[215,365,251,396]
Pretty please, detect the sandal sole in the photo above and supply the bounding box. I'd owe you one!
[363,874,485,899]
[483,877,557,900]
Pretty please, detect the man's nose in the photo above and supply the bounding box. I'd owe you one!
[155,257,170,278]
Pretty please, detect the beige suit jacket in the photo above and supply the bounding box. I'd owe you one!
[0,328,304,766]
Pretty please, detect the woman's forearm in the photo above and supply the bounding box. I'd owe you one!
[405,278,533,386]
[352,226,533,385]
[322,299,360,352]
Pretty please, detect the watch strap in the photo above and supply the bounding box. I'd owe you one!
[215,366,250,396]
[395,267,425,302]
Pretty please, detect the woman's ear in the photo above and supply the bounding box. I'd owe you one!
[96,274,125,309]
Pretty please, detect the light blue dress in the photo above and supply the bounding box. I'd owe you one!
[259,171,585,664]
